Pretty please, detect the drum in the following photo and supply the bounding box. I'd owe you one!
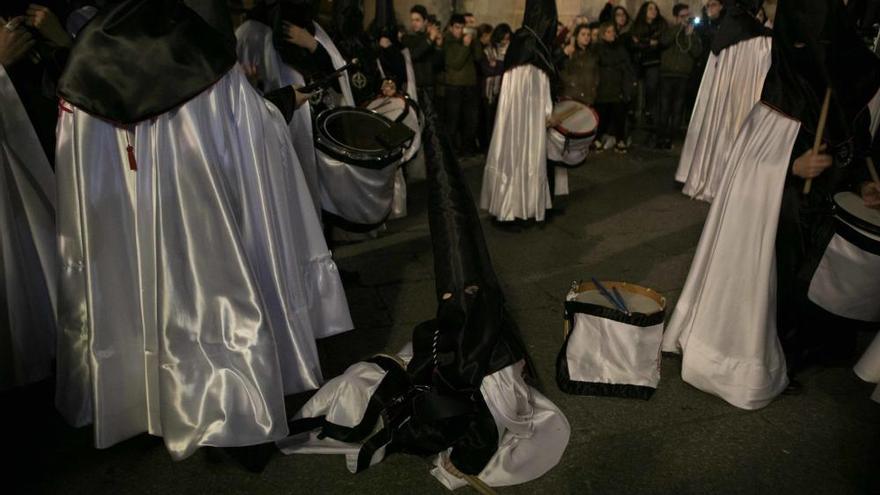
[547,99,599,167]
[366,95,423,163]
[807,191,880,322]
[556,280,665,399]
[314,107,410,231]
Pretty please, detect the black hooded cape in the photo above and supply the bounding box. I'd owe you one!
[711,0,772,55]
[57,0,236,124]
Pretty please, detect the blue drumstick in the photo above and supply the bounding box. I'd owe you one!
[612,287,631,315]
[591,278,627,313]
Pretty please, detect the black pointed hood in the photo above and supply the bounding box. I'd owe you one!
[412,95,527,392]
[58,0,236,124]
[760,0,880,148]
[332,0,365,40]
[368,0,397,40]
[711,0,771,55]
[504,0,558,77]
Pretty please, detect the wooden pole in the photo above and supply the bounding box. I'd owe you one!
[803,88,833,195]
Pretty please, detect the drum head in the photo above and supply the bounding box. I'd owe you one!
[554,99,599,138]
[315,107,403,167]
[834,192,880,236]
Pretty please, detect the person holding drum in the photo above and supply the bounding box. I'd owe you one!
[663,0,880,410]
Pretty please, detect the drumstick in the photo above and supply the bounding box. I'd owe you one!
[867,157,880,186]
[463,475,497,495]
[548,105,582,127]
[804,88,833,195]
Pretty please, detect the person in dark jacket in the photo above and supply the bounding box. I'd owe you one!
[657,3,702,149]
[595,21,636,153]
[629,1,667,125]
[480,23,510,148]
[402,4,441,101]
[444,13,483,155]
[560,23,599,105]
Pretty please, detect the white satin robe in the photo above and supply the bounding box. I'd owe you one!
[0,65,57,390]
[235,19,320,217]
[662,103,799,410]
[277,344,570,490]
[675,36,772,202]
[480,64,566,222]
[855,334,880,403]
[55,67,351,459]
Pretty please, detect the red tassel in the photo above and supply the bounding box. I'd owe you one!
[126,144,137,171]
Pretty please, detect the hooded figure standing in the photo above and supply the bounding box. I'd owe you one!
[54,0,350,459]
[662,0,880,410]
[674,0,773,202]
[480,0,566,223]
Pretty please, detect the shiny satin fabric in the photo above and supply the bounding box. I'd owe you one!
[279,346,570,489]
[807,221,880,322]
[315,151,398,226]
[854,333,880,403]
[314,23,355,107]
[675,36,772,202]
[235,19,321,218]
[480,65,555,222]
[55,67,351,459]
[663,103,797,410]
[0,65,57,389]
[366,95,420,220]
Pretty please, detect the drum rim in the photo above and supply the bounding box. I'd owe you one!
[834,192,880,237]
[553,98,599,138]
[365,94,424,129]
[315,107,404,169]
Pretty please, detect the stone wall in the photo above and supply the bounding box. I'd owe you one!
[359,0,709,30]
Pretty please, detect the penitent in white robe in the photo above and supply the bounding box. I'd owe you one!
[480,64,565,222]
[0,65,57,390]
[675,36,772,202]
[662,103,800,410]
[855,333,880,403]
[55,67,351,459]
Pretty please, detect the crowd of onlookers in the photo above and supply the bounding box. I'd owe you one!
[402,0,732,155]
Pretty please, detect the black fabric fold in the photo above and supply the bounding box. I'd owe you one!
[58,0,236,124]
[710,1,772,55]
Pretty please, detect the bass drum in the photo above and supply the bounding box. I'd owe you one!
[314,107,406,231]
[547,98,599,167]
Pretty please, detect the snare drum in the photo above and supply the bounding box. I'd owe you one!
[557,280,666,399]
[314,107,408,231]
[807,191,880,322]
[547,99,599,167]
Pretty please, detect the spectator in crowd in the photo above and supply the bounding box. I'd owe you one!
[598,0,618,23]
[590,21,601,44]
[629,1,667,126]
[402,4,442,102]
[444,13,483,156]
[560,23,599,105]
[613,6,633,35]
[480,22,511,142]
[657,3,702,150]
[595,21,636,153]
[428,14,446,119]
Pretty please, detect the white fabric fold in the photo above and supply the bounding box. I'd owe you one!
[55,67,351,459]
[663,103,797,410]
[480,65,554,222]
[0,64,57,390]
[314,23,355,107]
[854,333,880,403]
[675,37,772,202]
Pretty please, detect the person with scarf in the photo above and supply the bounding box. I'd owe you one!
[54,0,351,460]
[662,0,880,410]
[675,0,772,201]
[480,0,567,224]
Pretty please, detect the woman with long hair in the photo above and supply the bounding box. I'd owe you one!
[613,5,633,35]
[560,23,599,105]
[629,1,667,125]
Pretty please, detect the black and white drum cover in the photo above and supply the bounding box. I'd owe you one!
[547,99,599,167]
[808,192,880,322]
[366,95,423,162]
[557,281,666,399]
[314,107,407,230]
